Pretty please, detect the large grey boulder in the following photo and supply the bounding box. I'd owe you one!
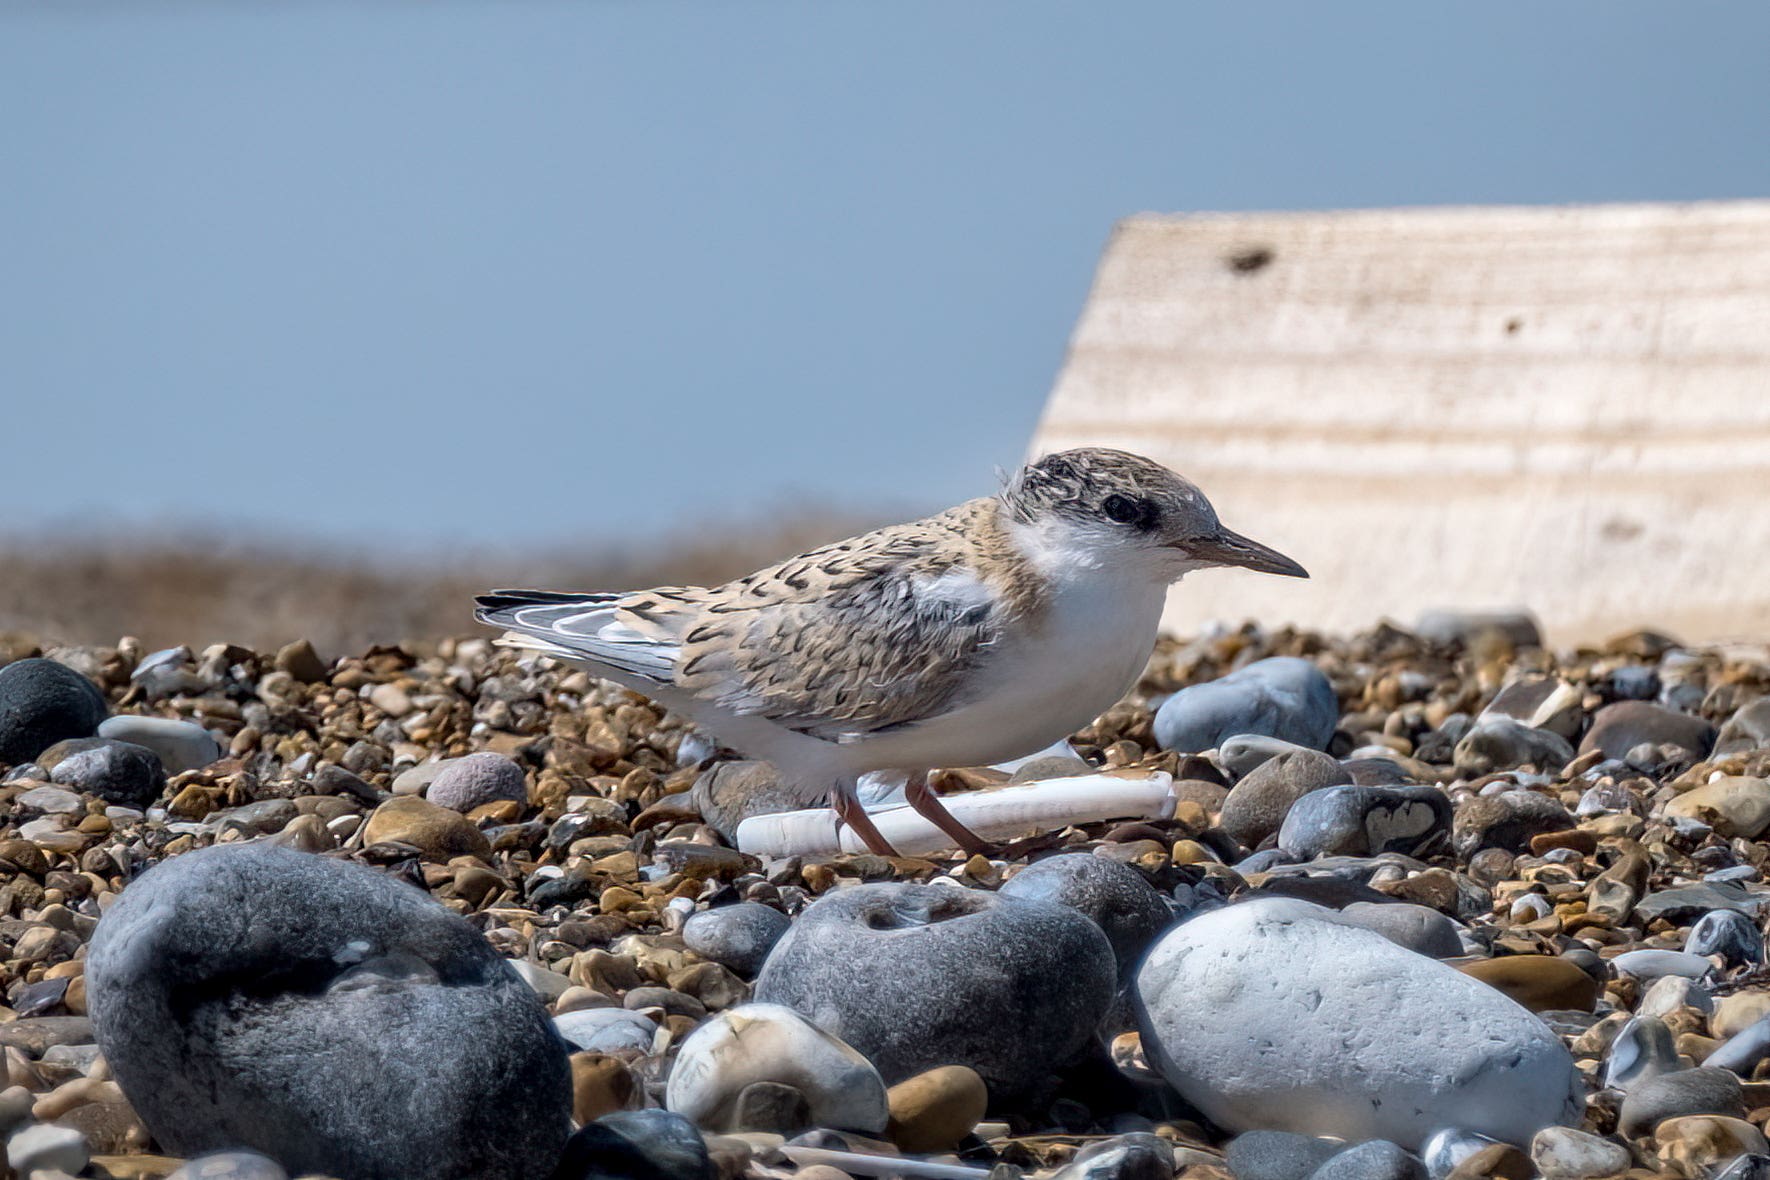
[754,882,1114,1106]
[86,843,571,1180]
[1134,898,1581,1148]
[998,853,1173,974]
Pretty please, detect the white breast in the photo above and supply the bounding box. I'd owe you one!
[850,563,1169,772]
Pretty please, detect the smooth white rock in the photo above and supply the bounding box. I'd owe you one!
[554,1008,659,1054]
[97,715,222,774]
[1530,1126,1632,1179]
[1134,898,1582,1148]
[665,1003,888,1133]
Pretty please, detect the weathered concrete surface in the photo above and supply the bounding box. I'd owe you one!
[1031,201,1770,645]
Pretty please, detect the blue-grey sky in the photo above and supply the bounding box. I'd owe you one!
[5,1,1768,550]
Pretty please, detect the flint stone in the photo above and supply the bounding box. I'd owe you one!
[1717,699,1770,757]
[998,853,1173,973]
[1134,898,1581,1149]
[1153,658,1338,755]
[425,752,528,813]
[0,658,108,767]
[1277,785,1450,860]
[1618,1067,1745,1136]
[664,1003,887,1133]
[693,762,807,842]
[682,903,792,978]
[1453,718,1575,775]
[1451,790,1574,857]
[1309,1141,1425,1180]
[38,737,164,808]
[97,716,222,775]
[166,1152,290,1180]
[755,882,1115,1104]
[1051,1133,1176,1180]
[1581,701,1716,763]
[1225,1130,1341,1180]
[1221,750,1353,850]
[86,842,571,1180]
[552,1109,717,1180]
[1336,902,1465,959]
[1220,735,1315,780]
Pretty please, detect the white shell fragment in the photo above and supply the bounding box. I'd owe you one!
[733,772,1174,857]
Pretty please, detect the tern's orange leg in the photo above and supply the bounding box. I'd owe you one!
[832,790,900,857]
[905,770,993,857]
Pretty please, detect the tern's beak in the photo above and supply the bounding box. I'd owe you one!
[1183,527,1309,578]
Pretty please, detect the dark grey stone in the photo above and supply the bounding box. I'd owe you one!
[167,1152,291,1180]
[87,842,571,1180]
[1277,785,1450,860]
[754,882,1115,1104]
[1617,1067,1745,1136]
[683,903,791,977]
[1580,701,1717,764]
[1450,790,1574,857]
[1687,908,1764,967]
[731,1081,810,1135]
[1452,718,1575,775]
[1607,665,1661,703]
[1636,881,1770,925]
[551,1109,716,1180]
[1309,1141,1425,1180]
[1051,1133,1176,1180]
[692,761,807,841]
[1225,1130,1341,1180]
[0,658,107,767]
[1337,902,1464,959]
[1221,750,1352,850]
[1413,610,1541,650]
[426,752,528,813]
[1718,699,1770,757]
[1153,658,1338,755]
[38,737,164,807]
[1714,1154,1770,1180]
[999,853,1173,974]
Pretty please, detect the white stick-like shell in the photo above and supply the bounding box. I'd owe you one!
[733,771,1175,857]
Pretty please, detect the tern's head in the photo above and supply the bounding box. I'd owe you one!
[1001,447,1307,582]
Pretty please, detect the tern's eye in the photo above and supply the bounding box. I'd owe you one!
[1102,493,1156,529]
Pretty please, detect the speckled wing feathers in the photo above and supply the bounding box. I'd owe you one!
[475,498,1043,743]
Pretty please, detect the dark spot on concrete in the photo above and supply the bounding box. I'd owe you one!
[1505,317,1523,334]
[1226,246,1275,274]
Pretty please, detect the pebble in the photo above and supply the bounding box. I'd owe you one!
[1666,777,1770,839]
[1528,1127,1631,1180]
[665,1003,887,1134]
[885,1065,987,1152]
[997,852,1174,973]
[682,903,792,978]
[1225,1130,1341,1180]
[1654,1116,1769,1172]
[1453,718,1575,775]
[1708,1016,1770,1076]
[1309,1140,1425,1180]
[556,1008,660,1054]
[1717,698,1770,757]
[1414,609,1541,649]
[425,751,529,813]
[1276,785,1450,859]
[1460,955,1602,1013]
[1610,948,1714,982]
[96,716,221,775]
[1618,1067,1746,1135]
[1219,734,1316,779]
[552,1109,716,1180]
[361,794,492,860]
[756,882,1115,1104]
[6,1122,89,1177]
[1135,898,1581,1148]
[165,1152,290,1180]
[1152,657,1338,754]
[692,761,809,841]
[87,842,570,1179]
[1580,701,1717,763]
[1220,749,1353,850]
[1687,908,1765,966]
[1450,790,1574,857]
[1336,901,1464,958]
[38,738,164,807]
[0,658,108,766]
[1052,1133,1177,1180]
